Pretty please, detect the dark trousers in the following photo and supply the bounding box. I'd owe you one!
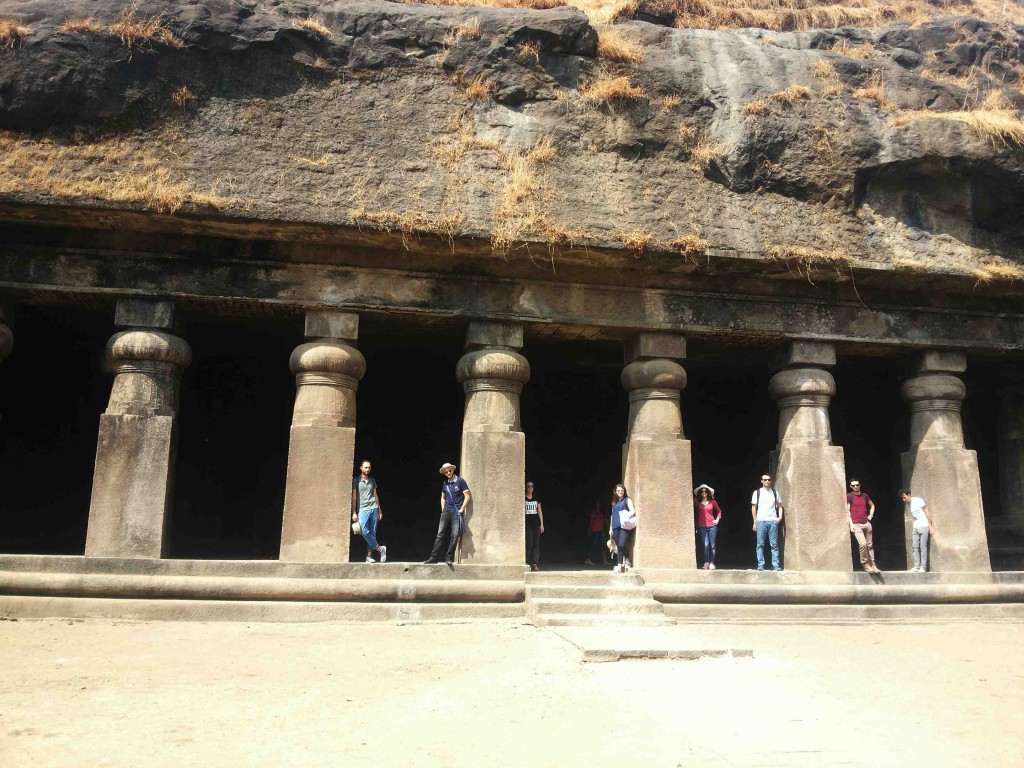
[525,524,541,566]
[429,509,461,562]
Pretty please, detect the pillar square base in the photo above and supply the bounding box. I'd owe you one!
[86,414,175,558]
[280,426,355,563]
[623,437,695,569]
[771,444,851,571]
[902,447,991,572]
[460,431,525,565]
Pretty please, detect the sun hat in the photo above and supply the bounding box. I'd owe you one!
[439,462,456,475]
[693,484,715,498]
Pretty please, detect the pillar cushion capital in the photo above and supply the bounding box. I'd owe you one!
[622,358,687,392]
[108,330,192,368]
[774,340,835,369]
[456,348,530,385]
[625,332,686,363]
[769,367,836,401]
[289,340,366,379]
[901,373,966,404]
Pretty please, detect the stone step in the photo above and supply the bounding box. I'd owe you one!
[525,584,652,601]
[528,597,664,615]
[0,555,528,582]
[640,568,1024,586]
[649,582,1024,605]
[525,571,644,586]
[664,602,1024,623]
[536,614,673,627]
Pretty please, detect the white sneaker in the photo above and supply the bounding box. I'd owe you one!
[379,545,387,563]
[709,563,717,570]
[624,559,632,571]
[613,564,622,573]
[365,556,374,563]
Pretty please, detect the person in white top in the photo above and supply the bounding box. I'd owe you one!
[750,474,784,571]
[899,489,934,572]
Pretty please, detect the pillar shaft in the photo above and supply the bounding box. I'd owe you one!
[621,333,694,569]
[86,300,190,558]
[768,342,850,571]
[457,320,529,564]
[901,351,990,571]
[280,311,364,563]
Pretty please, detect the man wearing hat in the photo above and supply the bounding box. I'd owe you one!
[423,462,471,565]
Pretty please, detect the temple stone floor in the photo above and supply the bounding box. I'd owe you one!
[1,618,1021,767]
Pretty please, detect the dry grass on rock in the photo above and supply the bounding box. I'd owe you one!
[61,18,101,34]
[294,17,334,38]
[597,27,643,64]
[889,92,1024,147]
[580,74,646,104]
[853,71,896,111]
[689,138,725,170]
[171,86,196,108]
[404,0,1024,32]
[0,19,29,48]
[0,132,229,214]
[110,9,183,59]
[667,233,709,257]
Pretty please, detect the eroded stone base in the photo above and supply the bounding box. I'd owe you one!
[280,425,354,563]
[772,443,850,571]
[86,414,174,558]
[623,437,695,569]
[902,446,992,572]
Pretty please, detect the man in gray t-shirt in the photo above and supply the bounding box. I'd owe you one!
[352,460,386,563]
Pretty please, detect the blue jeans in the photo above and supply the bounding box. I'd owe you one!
[699,525,718,564]
[613,527,630,566]
[359,507,380,552]
[756,520,780,570]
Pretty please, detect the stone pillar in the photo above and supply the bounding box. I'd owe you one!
[280,311,365,563]
[85,299,191,558]
[901,350,991,571]
[768,341,850,571]
[997,383,1024,533]
[621,332,694,568]
[456,320,529,564]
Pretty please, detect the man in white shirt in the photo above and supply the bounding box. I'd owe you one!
[751,474,784,571]
[900,489,934,572]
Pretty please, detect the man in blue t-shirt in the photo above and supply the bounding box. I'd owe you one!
[424,462,471,565]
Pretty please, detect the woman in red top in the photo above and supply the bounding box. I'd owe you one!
[694,484,723,569]
[584,500,609,565]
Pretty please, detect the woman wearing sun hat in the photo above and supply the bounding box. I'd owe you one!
[693,483,723,570]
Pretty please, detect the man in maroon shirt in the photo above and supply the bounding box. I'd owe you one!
[847,479,879,573]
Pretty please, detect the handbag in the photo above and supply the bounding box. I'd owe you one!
[351,521,361,535]
[620,506,637,531]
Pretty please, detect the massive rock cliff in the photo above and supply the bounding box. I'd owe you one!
[1,1,1022,299]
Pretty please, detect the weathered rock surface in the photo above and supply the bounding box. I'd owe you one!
[0,1,1022,296]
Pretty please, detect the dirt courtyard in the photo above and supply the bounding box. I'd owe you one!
[1,617,1022,767]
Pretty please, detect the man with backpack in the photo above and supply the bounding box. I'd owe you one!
[751,474,784,571]
[847,479,880,573]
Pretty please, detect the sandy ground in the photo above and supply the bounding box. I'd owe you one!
[1,618,1022,768]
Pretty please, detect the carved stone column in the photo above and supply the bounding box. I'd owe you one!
[901,350,990,571]
[456,320,529,564]
[621,332,694,569]
[280,311,365,563]
[768,341,850,571]
[997,380,1024,533]
[86,299,191,558]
